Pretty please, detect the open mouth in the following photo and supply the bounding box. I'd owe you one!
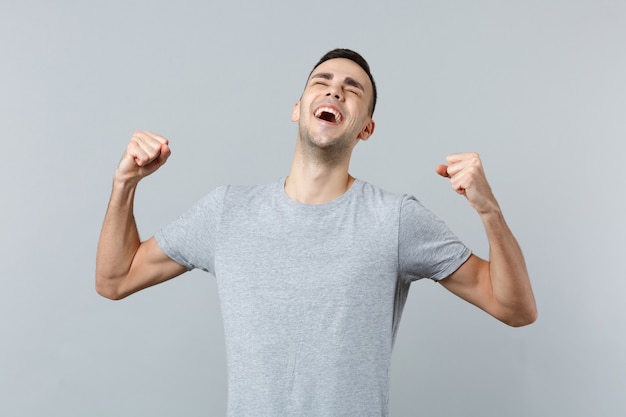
[314,106,343,124]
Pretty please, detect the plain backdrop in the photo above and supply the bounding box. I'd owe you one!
[1,1,624,416]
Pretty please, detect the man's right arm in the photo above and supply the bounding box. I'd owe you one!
[95,131,187,300]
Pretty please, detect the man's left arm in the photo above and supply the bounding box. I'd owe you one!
[436,152,537,327]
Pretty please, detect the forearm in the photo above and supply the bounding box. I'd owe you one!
[95,179,142,298]
[480,207,537,326]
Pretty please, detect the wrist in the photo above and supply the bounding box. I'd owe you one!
[113,167,142,189]
[478,205,507,232]
[111,173,141,203]
[476,199,501,216]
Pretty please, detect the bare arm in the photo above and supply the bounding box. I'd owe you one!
[436,153,537,327]
[95,131,186,300]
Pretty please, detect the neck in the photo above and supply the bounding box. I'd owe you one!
[284,141,355,204]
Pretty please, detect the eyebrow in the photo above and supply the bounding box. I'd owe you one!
[310,72,365,92]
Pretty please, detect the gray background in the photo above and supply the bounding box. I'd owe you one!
[1,0,624,416]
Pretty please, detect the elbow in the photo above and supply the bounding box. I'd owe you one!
[502,306,538,328]
[95,277,127,301]
[95,284,123,301]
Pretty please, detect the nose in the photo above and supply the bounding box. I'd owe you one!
[326,84,343,101]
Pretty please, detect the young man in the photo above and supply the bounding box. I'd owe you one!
[96,49,536,416]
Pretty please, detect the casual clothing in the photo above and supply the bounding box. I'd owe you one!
[155,177,471,417]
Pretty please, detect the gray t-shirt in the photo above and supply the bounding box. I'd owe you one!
[155,178,471,417]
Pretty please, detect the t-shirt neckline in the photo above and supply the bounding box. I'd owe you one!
[277,176,362,210]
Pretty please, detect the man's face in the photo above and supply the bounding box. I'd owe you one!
[292,58,375,152]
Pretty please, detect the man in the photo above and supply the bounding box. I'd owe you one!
[96,49,537,416]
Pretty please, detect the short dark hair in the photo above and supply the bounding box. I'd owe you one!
[308,48,377,116]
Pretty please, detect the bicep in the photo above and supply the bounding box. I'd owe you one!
[118,237,188,299]
[438,254,499,317]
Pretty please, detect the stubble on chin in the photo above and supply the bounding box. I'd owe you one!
[297,124,355,165]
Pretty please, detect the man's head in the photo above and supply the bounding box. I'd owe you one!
[307,49,377,116]
[292,49,377,157]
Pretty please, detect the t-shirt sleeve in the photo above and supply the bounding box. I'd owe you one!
[154,186,227,274]
[398,195,472,283]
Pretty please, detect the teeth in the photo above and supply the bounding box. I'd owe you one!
[314,106,342,123]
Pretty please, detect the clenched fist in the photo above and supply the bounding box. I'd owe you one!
[436,152,499,215]
[115,131,171,184]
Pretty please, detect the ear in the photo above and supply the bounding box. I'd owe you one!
[291,101,301,122]
[357,119,375,141]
